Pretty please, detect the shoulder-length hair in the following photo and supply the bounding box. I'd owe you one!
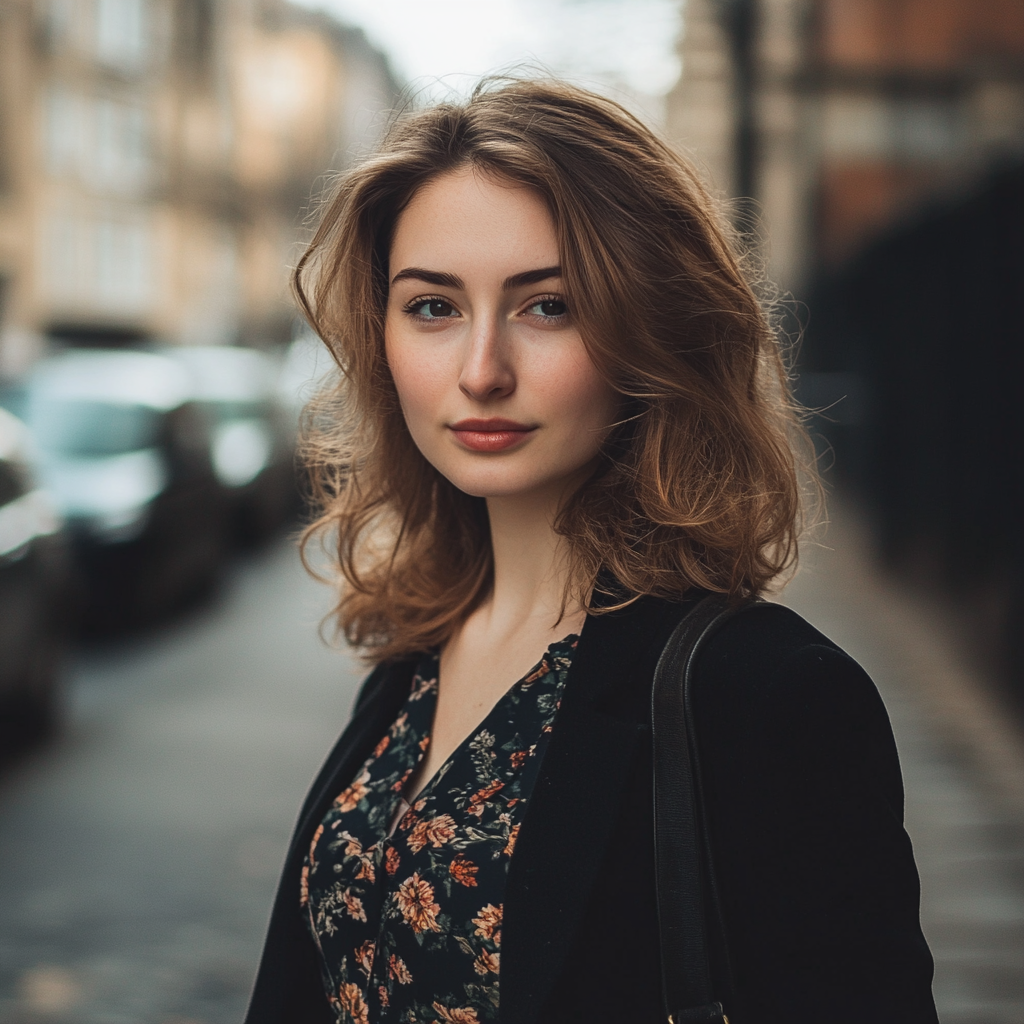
[295,77,808,663]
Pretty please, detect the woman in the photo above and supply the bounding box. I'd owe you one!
[246,79,937,1024]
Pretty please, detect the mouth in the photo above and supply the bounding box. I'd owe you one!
[448,418,537,453]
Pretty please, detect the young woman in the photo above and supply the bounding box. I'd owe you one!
[245,80,938,1024]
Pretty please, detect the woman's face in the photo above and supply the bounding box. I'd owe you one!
[385,166,620,503]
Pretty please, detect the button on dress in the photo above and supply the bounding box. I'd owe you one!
[302,636,577,1024]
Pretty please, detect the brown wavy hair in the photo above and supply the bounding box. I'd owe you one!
[295,77,809,663]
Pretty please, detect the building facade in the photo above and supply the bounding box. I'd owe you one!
[667,0,1024,294]
[669,0,1024,700]
[0,0,398,376]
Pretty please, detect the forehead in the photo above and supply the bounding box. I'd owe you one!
[389,166,558,272]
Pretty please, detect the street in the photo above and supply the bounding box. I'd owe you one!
[0,538,364,1024]
[1,505,1023,1023]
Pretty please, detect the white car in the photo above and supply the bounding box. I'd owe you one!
[163,345,297,542]
[23,349,226,628]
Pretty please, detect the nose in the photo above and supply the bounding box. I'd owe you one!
[458,315,515,403]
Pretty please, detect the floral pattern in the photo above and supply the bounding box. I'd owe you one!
[303,637,577,1023]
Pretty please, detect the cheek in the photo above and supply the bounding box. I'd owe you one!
[553,348,619,434]
[385,334,447,427]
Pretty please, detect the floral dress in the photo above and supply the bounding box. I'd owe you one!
[302,636,577,1024]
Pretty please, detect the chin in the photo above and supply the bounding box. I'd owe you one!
[445,475,542,500]
[435,460,555,501]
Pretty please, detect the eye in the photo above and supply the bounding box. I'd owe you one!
[524,297,568,320]
[405,297,459,320]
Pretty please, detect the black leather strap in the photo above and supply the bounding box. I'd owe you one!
[652,593,766,1024]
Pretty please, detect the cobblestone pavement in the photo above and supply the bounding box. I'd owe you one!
[0,539,364,1024]
[1,508,1022,1023]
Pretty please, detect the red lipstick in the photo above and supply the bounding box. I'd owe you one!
[449,418,536,452]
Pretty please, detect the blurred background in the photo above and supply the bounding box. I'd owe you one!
[0,0,1022,1021]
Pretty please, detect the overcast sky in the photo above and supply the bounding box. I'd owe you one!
[293,0,682,116]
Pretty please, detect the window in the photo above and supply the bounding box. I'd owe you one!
[95,0,149,71]
[93,96,150,188]
[45,88,84,176]
[821,94,965,161]
[43,208,155,313]
[95,217,153,310]
[45,87,151,191]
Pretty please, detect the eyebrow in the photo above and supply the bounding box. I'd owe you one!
[390,266,562,291]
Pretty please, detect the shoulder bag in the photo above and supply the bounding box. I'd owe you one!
[651,593,768,1024]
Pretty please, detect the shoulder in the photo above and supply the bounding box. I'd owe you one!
[701,599,852,670]
[578,593,880,733]
[688,602,906,820]
[697,600,878,711]
[692,602,895,776]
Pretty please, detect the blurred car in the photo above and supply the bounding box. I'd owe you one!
[0,406,73,736]
[23,350,226,629]
[0,379,27,421]
[277,326,337,515]
[277,324,337,422]
[165,345,296,542]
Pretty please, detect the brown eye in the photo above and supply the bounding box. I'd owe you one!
[415,299,456,319]
[527,299,568,318]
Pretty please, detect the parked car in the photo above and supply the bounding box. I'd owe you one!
[164,345,296,542]
[23,350,226,629]
[277,327,337,515]
[277,324,336,422]
[0,406,74,737]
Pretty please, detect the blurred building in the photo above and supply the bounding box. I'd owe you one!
[667,0,1024,292]
[667,0,738,198]
[669,0,1024,698]
[0,0,399,377]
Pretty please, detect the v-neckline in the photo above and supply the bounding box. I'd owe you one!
[393,633,579,830]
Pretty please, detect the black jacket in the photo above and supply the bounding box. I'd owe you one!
[244,595,938,1024]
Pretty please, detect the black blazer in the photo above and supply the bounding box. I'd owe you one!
[244,595,938,1024]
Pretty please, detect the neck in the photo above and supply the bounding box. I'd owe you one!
[478,483,580,639]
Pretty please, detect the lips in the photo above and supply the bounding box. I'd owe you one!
[449,418,537,452]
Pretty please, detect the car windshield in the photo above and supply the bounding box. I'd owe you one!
[201,399,267,424]
[0,383,27,421]
[30,399,161,457]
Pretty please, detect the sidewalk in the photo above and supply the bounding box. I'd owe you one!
[779,500,1024,1024]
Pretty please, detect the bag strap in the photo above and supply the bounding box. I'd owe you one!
[652,593,766,1024]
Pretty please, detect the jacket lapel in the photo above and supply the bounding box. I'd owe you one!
[291,658,417,850]
[246,658,418,1024]
[500,594,693,1024]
